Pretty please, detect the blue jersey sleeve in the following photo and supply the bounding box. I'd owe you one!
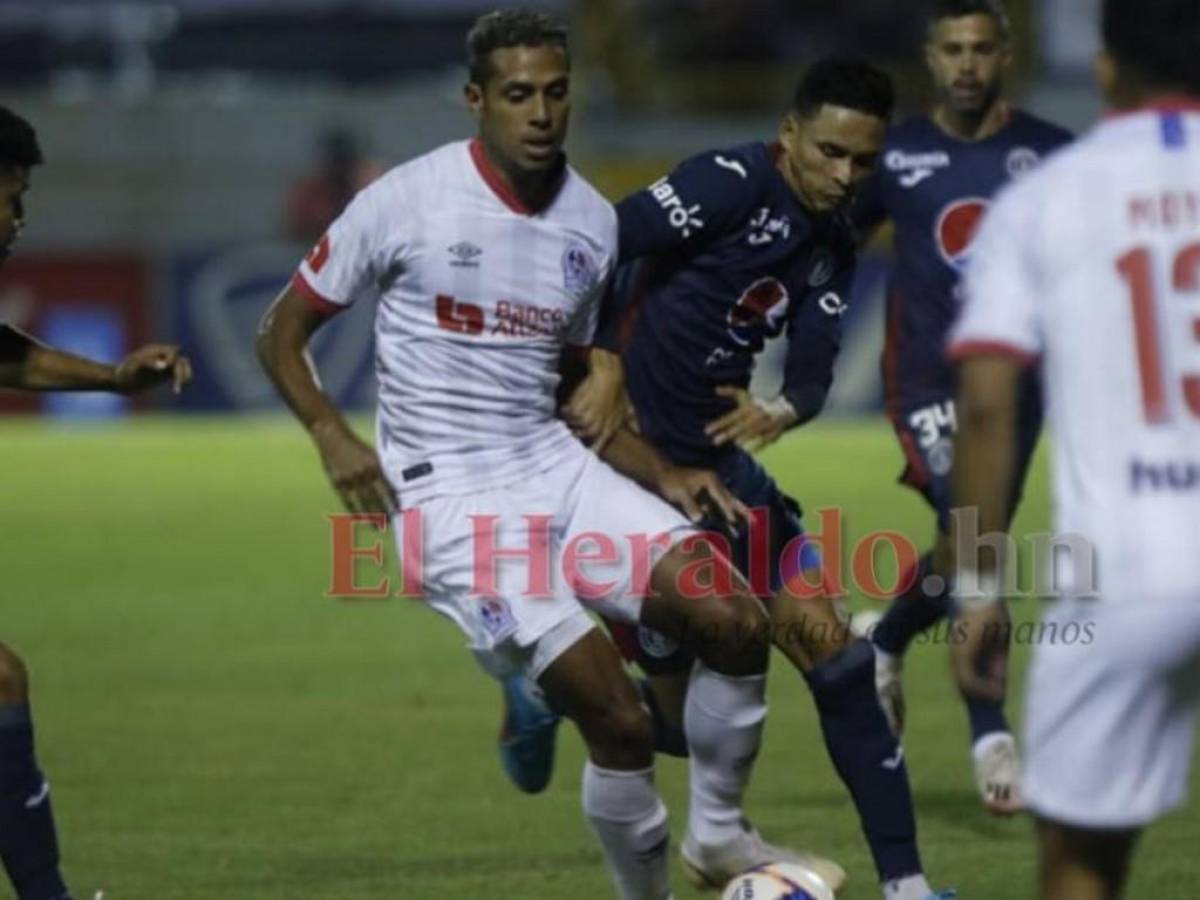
[616,149,760,263]
[781,260,853,425]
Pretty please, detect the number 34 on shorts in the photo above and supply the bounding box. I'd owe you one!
[908,399,957,476]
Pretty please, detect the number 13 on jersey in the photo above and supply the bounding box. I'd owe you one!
[1117,242,1200,424]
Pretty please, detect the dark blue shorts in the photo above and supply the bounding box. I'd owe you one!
[605,449,819,675]
[891,372,1043,533]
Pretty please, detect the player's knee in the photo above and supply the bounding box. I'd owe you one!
[0,643,30,704]
[771,593,850,664]
[588,695,654,769]
[694,594,770,675]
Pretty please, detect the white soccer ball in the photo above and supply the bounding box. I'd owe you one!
[720,862,835,900]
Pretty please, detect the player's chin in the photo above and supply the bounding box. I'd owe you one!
[518,147,563,171]
[814,193,848,213]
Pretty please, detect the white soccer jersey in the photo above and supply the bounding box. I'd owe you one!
[292,139,618,504]
[951,100,1200,605]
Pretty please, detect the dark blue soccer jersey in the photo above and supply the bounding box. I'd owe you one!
[852,110,1072,412]
[602,141,856,466]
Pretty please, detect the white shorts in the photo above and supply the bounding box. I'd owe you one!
[394,440,694,681]
[1023,597,1200,829]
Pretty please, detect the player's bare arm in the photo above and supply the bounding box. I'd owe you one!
[257,285,395,516]
[561,346,628,449]
[949,354,1021,710]
[0,323,190,393]
[705,387,798,452]
[600,427,748,528]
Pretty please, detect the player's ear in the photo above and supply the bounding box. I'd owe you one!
[1094,52,1118,106]
[778,111,801,153]
[464,81,485,120]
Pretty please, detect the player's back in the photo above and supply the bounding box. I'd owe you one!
[958,102,1200,604]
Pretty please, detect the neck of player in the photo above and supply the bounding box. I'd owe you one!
[933,98,1010,142]
[481,137,561,211]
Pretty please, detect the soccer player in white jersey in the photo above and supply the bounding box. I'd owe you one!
[949,0,1200,896]
[257,10,842,898]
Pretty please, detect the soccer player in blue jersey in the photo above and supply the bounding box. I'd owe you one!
[0,106,190,900]
[508,58,954,900]
[850,0,1071,815]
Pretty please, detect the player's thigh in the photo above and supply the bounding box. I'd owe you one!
[1023,598,1200,829]
[891,399,955,534]
[602,616,695,679]
[714,455,845,668]
[404,485,587,665]
[559,451,695,625]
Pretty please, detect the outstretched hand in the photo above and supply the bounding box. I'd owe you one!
[114,344,192,395]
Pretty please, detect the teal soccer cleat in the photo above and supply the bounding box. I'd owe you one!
[498,675,561,794]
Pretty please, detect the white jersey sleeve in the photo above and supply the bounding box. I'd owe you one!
[950,189,1043,363]
[292,179,395,313]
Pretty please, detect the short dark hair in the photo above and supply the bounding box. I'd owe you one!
[928,0,1011,40]
[466,8,569,86]
[1103,0,1200,94]
[792,57,895,122]
[0,106,42,171]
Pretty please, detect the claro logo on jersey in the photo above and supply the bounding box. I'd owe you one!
[649,177,705,239]
[885,149,951,189]
[934,197,990,272]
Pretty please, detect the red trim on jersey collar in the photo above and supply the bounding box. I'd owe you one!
[290,271,345,317]
[469,138,565,216]
[1105,95,1200,119]
[947,339,1038,367]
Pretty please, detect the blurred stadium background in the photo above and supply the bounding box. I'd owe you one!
[0,0,1104,419]
[9,3,1200,899]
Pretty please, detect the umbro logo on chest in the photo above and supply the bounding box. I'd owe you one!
[448,242,483,268]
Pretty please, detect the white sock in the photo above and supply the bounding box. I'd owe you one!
[683,662,767,846]
[582,761,671,900]
[883,873,933,900]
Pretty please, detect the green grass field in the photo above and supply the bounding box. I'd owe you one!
[2,416,1197,899]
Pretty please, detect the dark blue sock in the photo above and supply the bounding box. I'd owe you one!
[965,698,1010,744]
[804,640,922,882]
[0,705,71,900]
[872,553,952,655]
[636,679,688,758]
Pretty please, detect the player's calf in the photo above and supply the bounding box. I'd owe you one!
[539,630,669,900]
[1037,819,1139,900]
[0,644,72,900]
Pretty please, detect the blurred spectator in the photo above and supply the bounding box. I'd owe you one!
[283,128,383,244]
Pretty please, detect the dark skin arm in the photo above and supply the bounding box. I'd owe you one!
[0,324,190,393]
[257,285,395,516]
[950,354,1023,707]
[558,347,747,527]
[705,387,798,452]
[560,346,628,451]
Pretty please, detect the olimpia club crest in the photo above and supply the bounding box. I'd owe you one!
[562,240,598,294]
